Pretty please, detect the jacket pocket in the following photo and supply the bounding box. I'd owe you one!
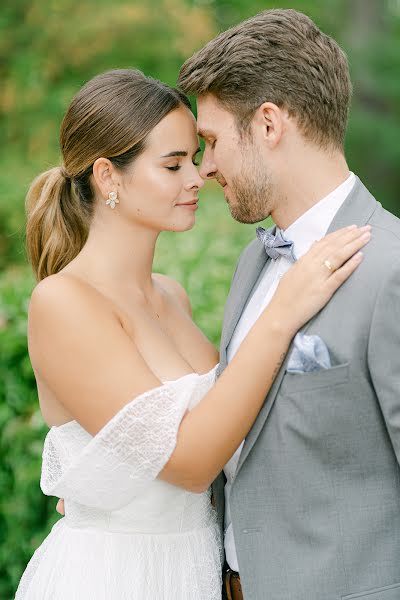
[280,362,350,394]
[342,581,400,599]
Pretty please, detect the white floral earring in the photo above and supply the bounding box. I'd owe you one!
[106,191,119,209]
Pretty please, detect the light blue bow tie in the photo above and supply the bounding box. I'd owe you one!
[256,227,297,263]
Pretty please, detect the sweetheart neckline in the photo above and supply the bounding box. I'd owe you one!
[49,366,218,433]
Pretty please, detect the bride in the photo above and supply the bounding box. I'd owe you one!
[15,69,368,599]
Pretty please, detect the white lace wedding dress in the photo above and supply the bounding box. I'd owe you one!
[15,368,222,599]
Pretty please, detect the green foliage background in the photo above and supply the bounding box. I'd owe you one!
[0,0,399,596]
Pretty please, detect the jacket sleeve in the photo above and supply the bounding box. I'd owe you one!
[368,264,400,463]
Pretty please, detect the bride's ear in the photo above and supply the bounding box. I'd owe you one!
[92,158,119,199]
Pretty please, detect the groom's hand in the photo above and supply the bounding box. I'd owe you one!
[56,498,65,515]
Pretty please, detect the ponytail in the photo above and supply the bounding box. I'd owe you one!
[25,167,88,281]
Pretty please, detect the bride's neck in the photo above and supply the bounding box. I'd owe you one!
[71,215,159,294]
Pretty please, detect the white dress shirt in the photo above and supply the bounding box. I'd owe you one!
[223,172,356,572]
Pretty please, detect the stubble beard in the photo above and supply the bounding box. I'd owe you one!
[227,144,277,224]
[228,171,274,225]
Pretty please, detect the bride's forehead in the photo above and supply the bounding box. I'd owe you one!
[144,110,198,150]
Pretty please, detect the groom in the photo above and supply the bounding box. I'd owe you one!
[179,9,400,600]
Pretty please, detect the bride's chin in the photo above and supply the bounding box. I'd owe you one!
[165,218,197,233]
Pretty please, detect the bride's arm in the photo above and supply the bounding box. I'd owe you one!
[29,226,369,496]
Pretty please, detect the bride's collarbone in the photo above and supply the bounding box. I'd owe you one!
[120,298,187,342]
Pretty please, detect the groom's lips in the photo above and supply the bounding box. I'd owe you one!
[218,178,229,196]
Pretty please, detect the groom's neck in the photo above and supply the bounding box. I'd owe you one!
[271,145,350,230]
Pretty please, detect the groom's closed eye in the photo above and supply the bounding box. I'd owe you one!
[201,138,216,151]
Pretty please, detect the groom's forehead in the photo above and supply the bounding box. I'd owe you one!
[196,95,231,136]
[197,94,221,117]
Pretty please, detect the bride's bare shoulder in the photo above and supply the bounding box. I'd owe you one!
[28,272,161,435]
[29,272,114,319]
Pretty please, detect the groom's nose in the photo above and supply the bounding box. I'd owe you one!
[199,149,217,180]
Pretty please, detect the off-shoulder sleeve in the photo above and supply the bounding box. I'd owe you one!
[40,372,213,511]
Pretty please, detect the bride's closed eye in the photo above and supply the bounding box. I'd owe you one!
[166,158,200,171]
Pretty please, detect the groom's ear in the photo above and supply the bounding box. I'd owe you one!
[253,102,286,149]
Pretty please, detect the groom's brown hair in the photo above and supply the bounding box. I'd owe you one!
[178,9,352,150]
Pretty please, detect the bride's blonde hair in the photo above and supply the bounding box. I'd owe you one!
[26,69,191,281]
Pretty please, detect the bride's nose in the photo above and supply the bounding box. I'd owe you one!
[184,173,204,191]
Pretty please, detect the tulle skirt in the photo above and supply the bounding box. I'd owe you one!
[15,518,222,599]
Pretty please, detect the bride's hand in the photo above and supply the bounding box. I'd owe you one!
[56,498,65,516]
[268,225,371,335]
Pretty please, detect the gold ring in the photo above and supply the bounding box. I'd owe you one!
[323,259,335,272]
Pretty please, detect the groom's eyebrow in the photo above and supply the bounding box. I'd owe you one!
[197,128,213,139]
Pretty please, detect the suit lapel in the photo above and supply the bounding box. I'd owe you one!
[235,176,378,476]
[219,238,270,370]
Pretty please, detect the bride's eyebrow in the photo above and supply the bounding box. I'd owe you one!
[161,147,201,158]
[161,151,188,158]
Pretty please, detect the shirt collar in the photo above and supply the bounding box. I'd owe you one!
[282,172,356,260]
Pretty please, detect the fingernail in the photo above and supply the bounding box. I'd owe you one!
[361,232,371,240]
[354,251,363,260]
[347,224,357,230]
[361,225,372,231]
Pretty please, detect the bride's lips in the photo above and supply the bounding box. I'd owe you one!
[176,199,199,211]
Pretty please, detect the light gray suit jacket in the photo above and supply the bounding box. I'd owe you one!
[214,178,400,600]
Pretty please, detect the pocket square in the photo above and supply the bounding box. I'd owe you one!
[287,332,331,373]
